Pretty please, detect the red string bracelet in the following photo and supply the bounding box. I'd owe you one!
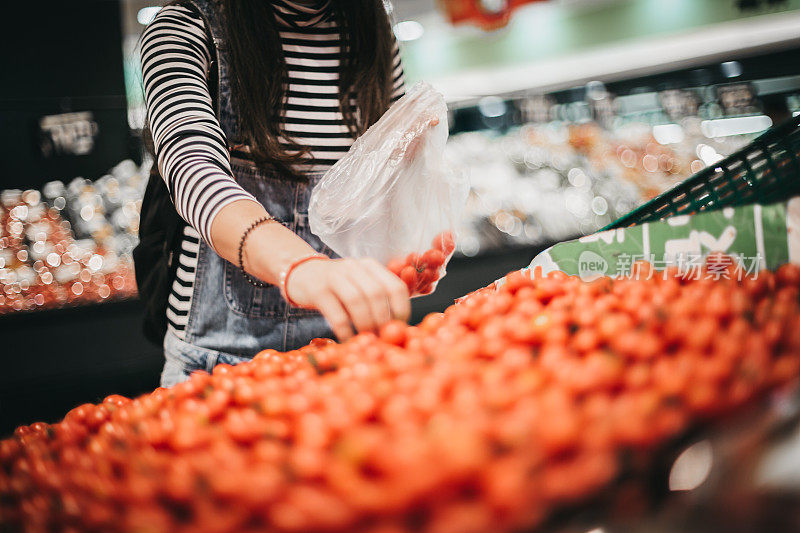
[280,254,328,307]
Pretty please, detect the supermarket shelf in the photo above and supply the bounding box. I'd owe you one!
[433,10,800,103]
[0,296,139,322]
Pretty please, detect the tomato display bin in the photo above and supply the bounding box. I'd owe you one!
[537,386,800,533]
[3,261,800,533]
[605,115,800,229]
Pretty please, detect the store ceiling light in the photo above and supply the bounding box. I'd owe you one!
[137,6,161,25]
[652,123,684,145]
[721,60,743,78]
[700,115,772,138]
[393,20,424,42]
[477,96,507,118]
[585,80,608,101]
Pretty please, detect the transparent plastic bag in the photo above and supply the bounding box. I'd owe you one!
[309,82,468,296]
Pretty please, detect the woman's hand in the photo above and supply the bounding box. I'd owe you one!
[285,258,411,341]
[209,201,411,341]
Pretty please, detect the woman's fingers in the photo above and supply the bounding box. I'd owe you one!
[329,272,377,333]
[299,259,411,338]
[345,263,392,328]
[360,259,411,322]
[314,291,354,342]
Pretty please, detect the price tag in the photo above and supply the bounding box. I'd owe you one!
[520,94,555,123]
[39,111,99,157]
[589,95,616,127]
[716,83,758,116]
[440,0,546,29]
[659,89,699,121]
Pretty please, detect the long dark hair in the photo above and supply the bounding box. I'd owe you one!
[223,0,395,180]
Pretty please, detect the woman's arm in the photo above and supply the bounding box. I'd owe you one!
[141,5,259,245]
[210,200,410,340]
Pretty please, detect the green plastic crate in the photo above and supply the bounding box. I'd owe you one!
[605,114,800,229]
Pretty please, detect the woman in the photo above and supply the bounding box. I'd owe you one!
[141,0,411,386]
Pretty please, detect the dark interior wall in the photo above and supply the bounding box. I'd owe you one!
[0,0,132,190]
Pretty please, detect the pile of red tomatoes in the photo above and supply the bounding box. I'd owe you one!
[387,232,455,296]
[2,260,799,532]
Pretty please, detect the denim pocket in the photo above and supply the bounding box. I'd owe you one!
[223,260,287,318]
[162,331,219,386]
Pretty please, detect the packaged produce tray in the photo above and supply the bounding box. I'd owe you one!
[606,115,800,229]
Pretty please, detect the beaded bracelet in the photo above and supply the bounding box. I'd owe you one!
[237,215,276,288]
[280,254,328,307]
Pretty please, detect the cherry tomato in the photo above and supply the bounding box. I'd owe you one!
[386,258,405,276]
[399,266,417,292]
[379,320,407,346]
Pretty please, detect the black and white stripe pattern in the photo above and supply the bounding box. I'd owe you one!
[272,0,334,27]
[141,1,405,336]
[165,225,200,330]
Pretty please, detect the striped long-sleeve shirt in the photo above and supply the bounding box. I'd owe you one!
[140,0,405,337]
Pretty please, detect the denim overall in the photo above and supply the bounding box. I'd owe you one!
[161,0,334,386]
